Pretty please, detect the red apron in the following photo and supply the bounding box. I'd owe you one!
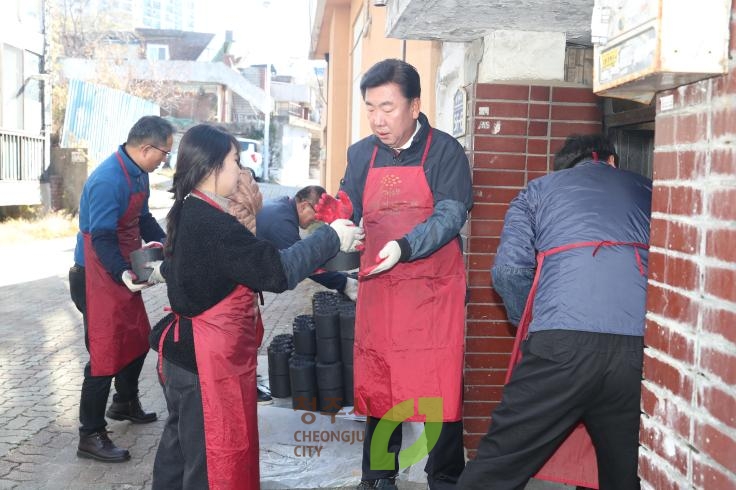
[84,152,150,376]
[354,131,466,422]
[159,190,264,490]
[506,240,649,489]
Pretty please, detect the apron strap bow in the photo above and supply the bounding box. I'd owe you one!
[157,313,183,383]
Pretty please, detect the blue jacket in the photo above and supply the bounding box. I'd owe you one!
[256,196,347,292]
[74,145,165,281]
[492,161,652,336]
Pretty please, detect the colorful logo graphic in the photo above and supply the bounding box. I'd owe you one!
[370,397,443,470]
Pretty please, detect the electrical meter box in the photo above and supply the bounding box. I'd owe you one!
[592,0,732,103]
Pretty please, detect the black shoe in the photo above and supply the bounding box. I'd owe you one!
[106,397,157,424]
[77,430,130,462]
[257,386,273,405]
[357,478,397,489]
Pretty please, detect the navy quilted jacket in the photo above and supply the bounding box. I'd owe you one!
[492,160,652,336]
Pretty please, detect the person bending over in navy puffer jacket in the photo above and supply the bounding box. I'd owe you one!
[459,134,652,490]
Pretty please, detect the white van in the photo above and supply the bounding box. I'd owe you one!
[236,137,264,181]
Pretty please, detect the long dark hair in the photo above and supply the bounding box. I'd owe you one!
[165,124,239,256]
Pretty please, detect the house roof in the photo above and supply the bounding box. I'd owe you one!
[134,28,215,60]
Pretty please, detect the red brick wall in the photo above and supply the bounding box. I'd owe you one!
[463,83,602,456]
[639,4,736,486]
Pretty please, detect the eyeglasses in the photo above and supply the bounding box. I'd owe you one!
[149,144,171,158]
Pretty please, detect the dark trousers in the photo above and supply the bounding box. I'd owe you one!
[153,358,208,490]
[362,416,465,489]
[458,330,643,490]
[69,265,147,435]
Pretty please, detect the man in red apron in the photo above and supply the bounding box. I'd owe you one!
[339,59,473,490]
[69,116,174,462]
[458,134,652,489]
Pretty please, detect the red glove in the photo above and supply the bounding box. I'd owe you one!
[315,190,353,223]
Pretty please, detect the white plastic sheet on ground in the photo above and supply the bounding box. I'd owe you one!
[257,357,429,489]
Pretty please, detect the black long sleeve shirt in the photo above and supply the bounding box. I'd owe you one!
[153,195,339,372]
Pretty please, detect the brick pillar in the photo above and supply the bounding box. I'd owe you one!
[49,175,64,212]
[464,83,602,456]
[639,21,736,486]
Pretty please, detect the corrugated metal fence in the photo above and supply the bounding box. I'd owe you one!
[61,79,160,166]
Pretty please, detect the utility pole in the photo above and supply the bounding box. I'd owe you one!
[261,0,272,182]
[262,63,271,181]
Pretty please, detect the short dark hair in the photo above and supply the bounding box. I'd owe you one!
[360,59,421,101]
[553,134,619,171]
[127,115,174,147]
[295,185,326,205]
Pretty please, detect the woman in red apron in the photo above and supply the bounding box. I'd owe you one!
[150,124,361,490]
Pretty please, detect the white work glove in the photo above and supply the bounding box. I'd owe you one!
[121,270,149,293]
[364,241,401,276]
[342,276,359,301]
[357,218,365,251]
[145,260,165,284]
[329,219,365,252]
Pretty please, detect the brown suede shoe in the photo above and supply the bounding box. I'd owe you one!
[105,398,157,424]
[77,430,130,462]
